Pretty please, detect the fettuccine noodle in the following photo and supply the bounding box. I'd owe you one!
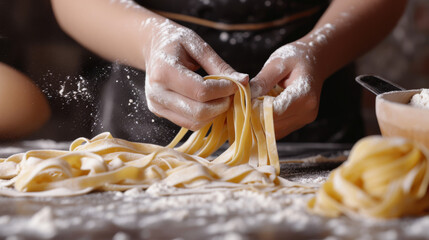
[0,75,315,197]
[2,75,428,219]
[308,136,429,218]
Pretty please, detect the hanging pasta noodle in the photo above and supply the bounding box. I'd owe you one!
[0,75,315,197]
[308,136,429,218]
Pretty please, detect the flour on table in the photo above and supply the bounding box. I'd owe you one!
[0,139,427,239]
[1,185,428,239]
[27,207,57,238]
[0,140,70,157]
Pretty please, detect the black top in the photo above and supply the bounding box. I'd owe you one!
[0,0,363,143]
[137,0,329,76]
[92,0,364,145]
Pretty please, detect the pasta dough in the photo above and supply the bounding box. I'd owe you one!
[0,75,315,197]
[308,136,429,218]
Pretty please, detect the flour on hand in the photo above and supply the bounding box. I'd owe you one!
[273,75,311,115]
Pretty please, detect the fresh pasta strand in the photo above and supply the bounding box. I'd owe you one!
[5,73,425,219]
[0,75,316,197]
[308,136,429,218]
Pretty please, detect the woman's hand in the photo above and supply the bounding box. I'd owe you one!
[51,0,248,131]
[51,0,406,134]
[250,40,324,140]
[141,18,248,130]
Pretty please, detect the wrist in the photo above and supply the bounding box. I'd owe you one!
[138,13,166,70]
[294,23,337,82]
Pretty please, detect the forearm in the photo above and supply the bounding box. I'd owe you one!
[51,0,161,70]
[300,0,407,81]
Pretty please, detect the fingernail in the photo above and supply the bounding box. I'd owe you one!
[231,72,249,82]
[250,78,263,98]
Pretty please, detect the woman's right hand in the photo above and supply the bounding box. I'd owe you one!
[141,17,248,130]
[51,0,247,130]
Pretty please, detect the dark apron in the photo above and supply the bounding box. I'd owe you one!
[93,0,364,144]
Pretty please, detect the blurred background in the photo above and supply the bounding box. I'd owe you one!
[0,0,428,141]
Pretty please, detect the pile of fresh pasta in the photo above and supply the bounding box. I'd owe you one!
[0,75,314,197]
[1,75,429,219]
[309,136,429,218]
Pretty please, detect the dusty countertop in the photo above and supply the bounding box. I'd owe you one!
[0,140,428,240]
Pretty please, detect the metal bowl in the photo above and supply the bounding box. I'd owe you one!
[376,89,429,149]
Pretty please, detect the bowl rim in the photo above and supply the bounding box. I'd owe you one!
[376,89,424,107]
[376,88,429,129]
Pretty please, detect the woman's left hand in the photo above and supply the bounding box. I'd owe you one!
[250,41,324,139]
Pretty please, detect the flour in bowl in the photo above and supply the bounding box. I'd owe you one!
[409,89,429,109]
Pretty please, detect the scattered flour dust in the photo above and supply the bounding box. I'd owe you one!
[1,182,428,239]
[57,75,93,103]
[409,89,429,109]
[41,70,95,105]
[40,68,107,133]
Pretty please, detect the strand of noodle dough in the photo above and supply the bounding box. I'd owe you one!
[308,136,429,218]
[0,75,317,197]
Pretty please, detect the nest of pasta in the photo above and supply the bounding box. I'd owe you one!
[308,136,429,218]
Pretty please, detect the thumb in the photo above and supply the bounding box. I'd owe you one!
[182,37,248,84]
[250,57,293,98]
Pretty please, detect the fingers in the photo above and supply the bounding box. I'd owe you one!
[144,26,249,130]
[273,100,318,139]
[272,75,312,115]
[148,54,247,103]
[272,84,319,139]
[145,79,231,130]
[250,45,299,98]
[181,36,248,86]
